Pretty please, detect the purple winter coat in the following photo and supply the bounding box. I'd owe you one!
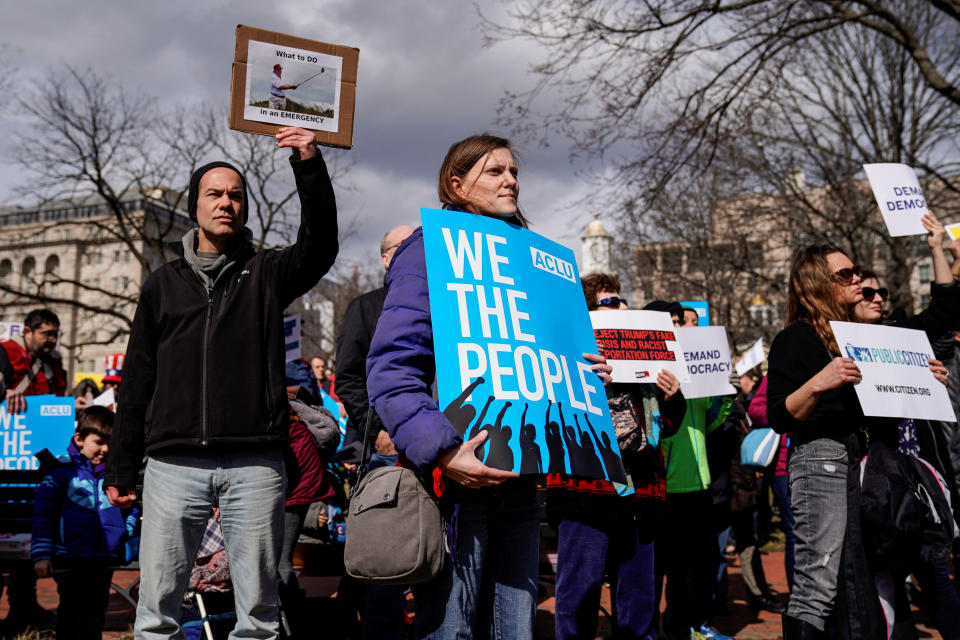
[366,227,462,471]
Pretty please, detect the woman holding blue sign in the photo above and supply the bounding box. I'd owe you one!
[367,134,612,639]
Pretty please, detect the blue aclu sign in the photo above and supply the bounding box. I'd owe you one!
[422,208,625,482]
[0,395,75,470]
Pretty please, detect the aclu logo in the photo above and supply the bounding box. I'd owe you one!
[40,405,71,417]
[530,246,576,283]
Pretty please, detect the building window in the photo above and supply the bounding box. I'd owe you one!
[0,259,10,279]
[22,256,35,278]
[111,277,119,292]
[122,276,129,290]
[45,255,60,275]
[113,250,120,263]
[918,264,932,282]
[96,252,103,264]
[124,249,131,263]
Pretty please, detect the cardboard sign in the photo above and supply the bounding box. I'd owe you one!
[863,163,928,237]
[675,326,736,399]
[0,395,75,470]
[284,314,302,363]
[422,208,625,482]
[230,25,358,149]
[830,321,956,422]
[680,301,710,326]
[735,338,765,376]
[591,311,691,384]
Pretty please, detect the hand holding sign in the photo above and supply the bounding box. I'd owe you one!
[922,212,946,248]
[438,430,519,488]
[275,127,317,160]
[812,357,862,393]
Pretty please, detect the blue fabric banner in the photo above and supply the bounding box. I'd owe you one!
[421,208,625,482]
[0,395,75,469]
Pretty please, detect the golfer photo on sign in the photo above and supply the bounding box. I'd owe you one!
[243,40,341,133]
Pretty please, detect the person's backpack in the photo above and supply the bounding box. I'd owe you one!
[343,410,445,585]
[859,442,956,571]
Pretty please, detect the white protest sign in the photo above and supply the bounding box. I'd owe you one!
[591,310,690,384]
[284,314,301,363]
[863,163,928,237]
[0,323,22,340]
[676,326,736,399]
[735,338,765,376]
[830,321,956,422]
[93,387,115,411]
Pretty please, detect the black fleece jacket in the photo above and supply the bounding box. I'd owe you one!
[105,153,338,488]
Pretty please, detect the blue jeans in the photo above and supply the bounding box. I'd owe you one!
[411,490,540,639]
[554,518,657,640]
[135,449,286,640]
[786,438,847,631]
[771,474,795,590]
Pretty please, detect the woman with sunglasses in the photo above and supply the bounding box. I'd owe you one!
[366,134,612,639]
[766,245,865,638]
[848,212,960,639]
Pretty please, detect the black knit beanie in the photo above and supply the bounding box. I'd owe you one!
[642,299,684,319]
[187,161,248,223]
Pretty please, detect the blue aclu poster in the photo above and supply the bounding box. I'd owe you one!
[0,395,75,470]
[422,208,625,482]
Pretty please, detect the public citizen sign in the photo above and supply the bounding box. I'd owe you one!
[0,395,75,470]
[830,321,956,422]
[422,208,625,482]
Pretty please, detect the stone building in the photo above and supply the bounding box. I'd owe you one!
[581,173,955,346]
[0,189,192,385]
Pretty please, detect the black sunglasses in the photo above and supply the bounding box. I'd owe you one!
[862,286,888,301]
[592,296,628,310]
[831,265,862,284]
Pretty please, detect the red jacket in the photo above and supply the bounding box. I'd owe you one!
[284,408,334,507]
[0,337,66,397]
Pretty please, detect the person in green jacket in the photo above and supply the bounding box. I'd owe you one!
[650,299,736,640]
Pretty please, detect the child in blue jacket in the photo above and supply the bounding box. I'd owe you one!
[32,406,139,640]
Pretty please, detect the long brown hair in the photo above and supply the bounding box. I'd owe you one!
[786,244,854,352]
[437,134,530,228]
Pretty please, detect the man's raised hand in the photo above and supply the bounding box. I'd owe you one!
[276,127,317,161]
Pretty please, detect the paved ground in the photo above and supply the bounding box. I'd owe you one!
[0,549,946,639]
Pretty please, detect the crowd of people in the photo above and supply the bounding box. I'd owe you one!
[1,127,960,640]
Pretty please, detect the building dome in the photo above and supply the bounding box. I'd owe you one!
[582,213,611,239]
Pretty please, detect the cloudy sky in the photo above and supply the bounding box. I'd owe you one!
[0,0,602,274]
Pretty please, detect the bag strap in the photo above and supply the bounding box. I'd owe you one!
[13,358,43,395]
[356,407,376,485]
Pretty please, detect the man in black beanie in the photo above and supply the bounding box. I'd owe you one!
[105,126,337,639]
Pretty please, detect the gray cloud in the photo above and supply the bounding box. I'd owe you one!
[0,0,602,270]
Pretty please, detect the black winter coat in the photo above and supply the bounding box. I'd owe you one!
[105,153,338,488]
[334,286,387,430]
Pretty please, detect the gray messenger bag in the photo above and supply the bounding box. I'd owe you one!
[343,410,446,585]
